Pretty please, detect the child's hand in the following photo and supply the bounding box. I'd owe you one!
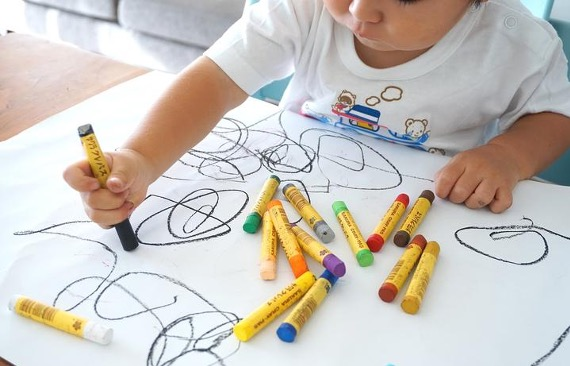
[434,143,521,213]
[63,149,154,228]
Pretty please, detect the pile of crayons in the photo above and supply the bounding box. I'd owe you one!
[235,175,441,343]
[8,173,440,346]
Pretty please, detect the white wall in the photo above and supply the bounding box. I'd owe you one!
[552,0,570,20]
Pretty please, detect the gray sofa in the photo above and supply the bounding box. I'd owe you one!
[6,0,245,73]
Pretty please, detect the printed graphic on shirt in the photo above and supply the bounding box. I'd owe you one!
[301,86,443,154]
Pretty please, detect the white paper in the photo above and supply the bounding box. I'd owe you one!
[1,71,569,366]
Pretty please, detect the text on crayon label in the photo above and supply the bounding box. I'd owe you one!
[401,198,431,234]
[14,297,87,337]
[337,211,367,251]
[252,178,280,215]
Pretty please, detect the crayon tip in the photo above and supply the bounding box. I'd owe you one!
[314,221,335,243]
[393,231,410,247]
[259,260,276,280]
[323,254,346,277]
[243,213,261,233]
[379,282,398,303]
[356,249,374,267]
[276,323,297,342]
[115,219,139,251]
[401,296,421,315]
[290,255,309,278]
[366,234,385,252]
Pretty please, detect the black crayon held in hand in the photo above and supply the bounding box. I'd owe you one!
[78,124,139,252]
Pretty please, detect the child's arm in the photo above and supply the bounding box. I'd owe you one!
[63,56,249,226]
[434,112,570,213]
[124,56,249,180]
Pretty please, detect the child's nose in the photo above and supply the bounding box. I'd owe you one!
[349,0,383,24]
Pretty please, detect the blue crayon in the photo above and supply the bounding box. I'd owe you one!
[276,269,338,342]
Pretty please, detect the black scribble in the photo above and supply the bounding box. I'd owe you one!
[454,217,570,266]
[455,217,570,364]
[14,217,240,366]
[165,112,432,193]
[135,188,248,246]
[532,325,570,366]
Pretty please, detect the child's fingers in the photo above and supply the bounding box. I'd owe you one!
[434,164,462,199]
[62,161,100,192]
[82,197,134,227]
[81,189,130,211]
[446,172,481,204]
[488,188,513,213]
[464,179,498,209]
[434,157,479,203]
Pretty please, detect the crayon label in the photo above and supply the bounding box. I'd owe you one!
[233,272,316,341]
[13,297,87,337]
[292,226,331,261]
[261,212,278,260]
[284,186,323,226]
[285,278,330,331]
[400,198,431,234]
[374,201,406,237]
[337,211,368,253]
[251,178,280,216]
[268,205,302,258]
[384,244,423,289]
[406,253,437,301]
[80,134,110,187]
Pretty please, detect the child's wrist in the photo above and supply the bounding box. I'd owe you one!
[485,141,532,180]
[116,147,160,185]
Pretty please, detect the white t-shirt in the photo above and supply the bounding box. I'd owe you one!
[205,0,570,155]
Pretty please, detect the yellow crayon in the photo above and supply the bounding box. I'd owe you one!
[266,200,309,278]
[378,234,427,303]
[290,224,346,277]
[401,241,441,314]
[9,295,113,345]
[233,271,316,342]
[367,193,409,252]
[282,183,335,243]
[332,201,373,267]
[260,211,278,280]
[77,124,138,252]
[393,190,435,247]
[276,269,338,342]
[243,175,281,233]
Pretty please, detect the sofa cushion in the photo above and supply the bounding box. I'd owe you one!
[119,0,244,49]
[25,0,118,20]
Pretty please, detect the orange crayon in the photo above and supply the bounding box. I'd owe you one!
[267,200,309,278]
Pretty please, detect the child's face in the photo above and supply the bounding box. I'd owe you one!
[324,0,475,54]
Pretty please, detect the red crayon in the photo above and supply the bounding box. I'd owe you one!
[367,194,409,252]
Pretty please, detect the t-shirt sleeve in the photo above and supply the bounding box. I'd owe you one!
[204,0,304,95]
[497,36,570,132]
